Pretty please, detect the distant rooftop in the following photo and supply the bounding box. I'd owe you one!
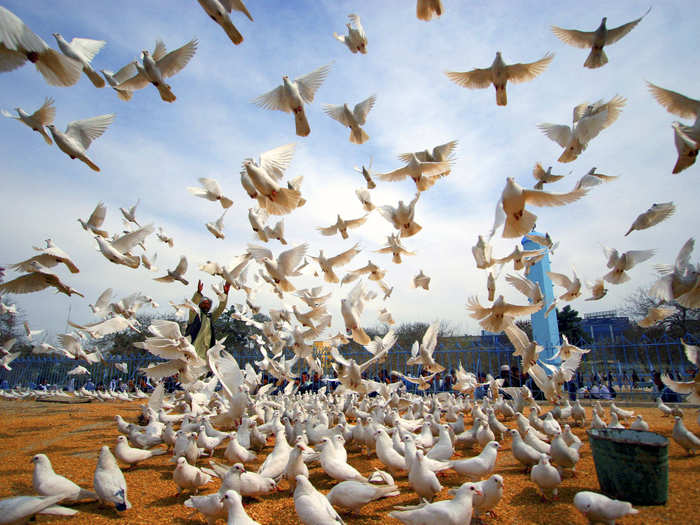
[584,310,621,319]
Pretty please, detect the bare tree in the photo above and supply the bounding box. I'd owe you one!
[622,285,700,337]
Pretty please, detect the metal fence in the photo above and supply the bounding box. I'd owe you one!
[1,333,697,401]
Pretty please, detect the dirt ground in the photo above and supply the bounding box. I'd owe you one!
[0,399,698,524]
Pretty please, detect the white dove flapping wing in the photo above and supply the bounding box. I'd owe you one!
[188,177,233,209]
[118,39,198,102]
[378,192,422,237]
[47,113,115,172]
[97,224,154,268]
[0,6,83,86]
[497,177,588,238]
[0,261,83,298]
[253,63,332,136]
[446,51,553,106]
[242,143,300,215]
[467,295,543,333]
[538,95,626,163]
[323,94,376,144]
[551,9,651,68]
[547,268,582,301]
[101,60,138,101]
[671,121,699,174]
[334,13,367,54]
[625,202,675,236]
[11,239,79,274]
[377,153,452,192]
[79,201,108,237]
[2,96,55,144]
[603,247,655,284]
[52,33,106,88]
[504,324,542,373]
[416,0,444,21]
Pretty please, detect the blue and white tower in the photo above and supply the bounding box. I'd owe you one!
[521,232,560,363]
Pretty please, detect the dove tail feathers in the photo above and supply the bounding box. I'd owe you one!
[222,19,244,45]
[673,151,697,174]
[604,269,630,285]
[401,222,422,238]
[78,489,99,501]
[81,155,101,172]
[558,140,583,163]
[503,209,537,239]
[295,107,311,137]
[350,126,370,144]
[262,188,301,215]
[220,196,234,209]
[156,82,176,103]
[584,47,608,69]
[624,225,634,236]
[496,85,507,106]
[114,87,133,102]
[85,67,106,88]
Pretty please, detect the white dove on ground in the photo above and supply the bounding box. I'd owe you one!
[552,9,651,68]
[538,95,626,163]
[118,39,198,102]
[327,480,399,512]
[446,51,553,106]
[101,61,138,101]
[0,6,83,86]
[625,202,675,236]
[47,113,114,172]
[530,454,561,501]
[389,482,482,525]
[173,456,212,494]
[2,96,55,145]
[416,0,444,21]
[188,177,233,209]
[294,475,344,524]
[241,143,301,215]
[573,491,638,523]
[602,247,655,284]
[32,453,98,502]
[94,445,131,511]
[220,489,261,524]
[52,33,105,88]
[197,0,253,45]
[323,94,376,144]
[114,435,167,467]
[334,13,367,54]
[253,63,332,137]
[492,177,587,238]
[0,261,84,298]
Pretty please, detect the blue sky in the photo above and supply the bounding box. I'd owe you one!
[1,0,698,342]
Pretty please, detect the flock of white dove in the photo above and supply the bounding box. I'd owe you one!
[1,0,700,523]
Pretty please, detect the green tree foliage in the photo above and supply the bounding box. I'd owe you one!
[556,305,586,343]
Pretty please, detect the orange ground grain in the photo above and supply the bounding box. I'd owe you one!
[0,400,698,524]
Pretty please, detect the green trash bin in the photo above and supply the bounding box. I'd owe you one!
[587,428,668,505]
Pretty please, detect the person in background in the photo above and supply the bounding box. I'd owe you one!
[590,384,600,399]
[599,383,612,400]
[85,379,95,391]
[185,279,230,360]
[631,369,640,388]
[499,364,511,387]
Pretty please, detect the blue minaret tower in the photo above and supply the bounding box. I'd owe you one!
[521,232,560,363]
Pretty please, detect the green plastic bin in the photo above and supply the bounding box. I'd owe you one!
[587,428,668,505]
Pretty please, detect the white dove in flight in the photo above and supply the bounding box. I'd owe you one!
[246,243,308,292]
[206,210,228,239]
[467,295,543,333]
[378,192,422,237]
[118,39,198,102]
[334,14,367,54]
[78,201,108,238]
[375,233,415,264]
[241,143,301,215]
[309,243,361,284]
[188,177,233,209]
[323,94,376,144]
[671,122,699,174]
[551,8,651,69]
[538,95,626,163]
[317,213,368,240]
[625,202,675,236]
[377,153,452,192]
[412,270,431,291]
[547,267,582,302]
[46,113,114,172]
[11,238,80,274]
[532,162,566,190]
[355,188,375,212]
[197,0,253,45]
[155,255,189,285]
[96,224,154,269]
[101,61,138,101]
[253,63,332,137]
[603,247,655,285]
[52,33,106,88]
[2,97,55,145]
[0,6,82,86]
[354,161,377,189]
[446,51,553,106]
[0,261,84,298]
[491,177,587,238]
[416,0,444,21]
